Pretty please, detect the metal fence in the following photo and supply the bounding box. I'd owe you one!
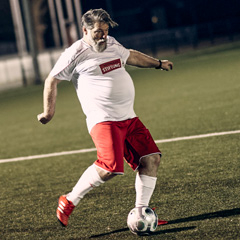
[118,17,240,56]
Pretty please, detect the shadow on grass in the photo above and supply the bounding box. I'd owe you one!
[89,208,240,239]
[167,208,240,225]
[89,226,196,238]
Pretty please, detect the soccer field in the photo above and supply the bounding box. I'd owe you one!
[0,42,240,239]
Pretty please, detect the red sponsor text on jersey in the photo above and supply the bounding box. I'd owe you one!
[100,59,121,74]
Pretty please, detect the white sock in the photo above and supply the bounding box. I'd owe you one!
[67,164,105,206]
[135,173,157,207]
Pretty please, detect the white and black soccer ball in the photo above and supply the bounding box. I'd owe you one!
[127,207,158,235]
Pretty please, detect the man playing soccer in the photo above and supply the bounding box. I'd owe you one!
[37,8,173,227]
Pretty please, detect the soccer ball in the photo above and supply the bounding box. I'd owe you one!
[127,207,158,235]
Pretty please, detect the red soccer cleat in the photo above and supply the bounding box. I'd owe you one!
[157,219,168,225]
[56,195,75,227]
[152,207,168,226]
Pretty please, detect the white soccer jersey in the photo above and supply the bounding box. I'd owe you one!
[50,36,136,132]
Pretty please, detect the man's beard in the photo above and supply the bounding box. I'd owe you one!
[92,39,107,52]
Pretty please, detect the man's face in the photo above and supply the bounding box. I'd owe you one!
[86,22,109,52]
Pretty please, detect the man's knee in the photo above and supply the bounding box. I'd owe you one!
[95,166,117,181]
[141,154,161,167]
[138,154,161,176]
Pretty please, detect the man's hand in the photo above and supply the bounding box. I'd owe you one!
[37,113,52,124]
[161,60,173,71]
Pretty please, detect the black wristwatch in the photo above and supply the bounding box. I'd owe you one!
[155,60,162,69]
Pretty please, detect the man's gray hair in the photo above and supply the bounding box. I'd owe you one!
[82,8,118,29]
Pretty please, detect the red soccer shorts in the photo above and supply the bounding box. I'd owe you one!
[90,117,161,174]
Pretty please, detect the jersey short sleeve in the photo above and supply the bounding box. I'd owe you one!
[49,40,86,81]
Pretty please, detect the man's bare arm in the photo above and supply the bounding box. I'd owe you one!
[37,75,61,124]
[126,49,173,71]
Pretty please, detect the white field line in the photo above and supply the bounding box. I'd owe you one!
[1,129,240,164]
[155,129,240,143]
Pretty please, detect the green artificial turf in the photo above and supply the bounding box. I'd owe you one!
[0,41,240,239]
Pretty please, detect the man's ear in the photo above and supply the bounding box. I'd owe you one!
[82,26,88,35]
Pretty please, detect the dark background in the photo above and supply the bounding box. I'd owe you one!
[0,0,239,55]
